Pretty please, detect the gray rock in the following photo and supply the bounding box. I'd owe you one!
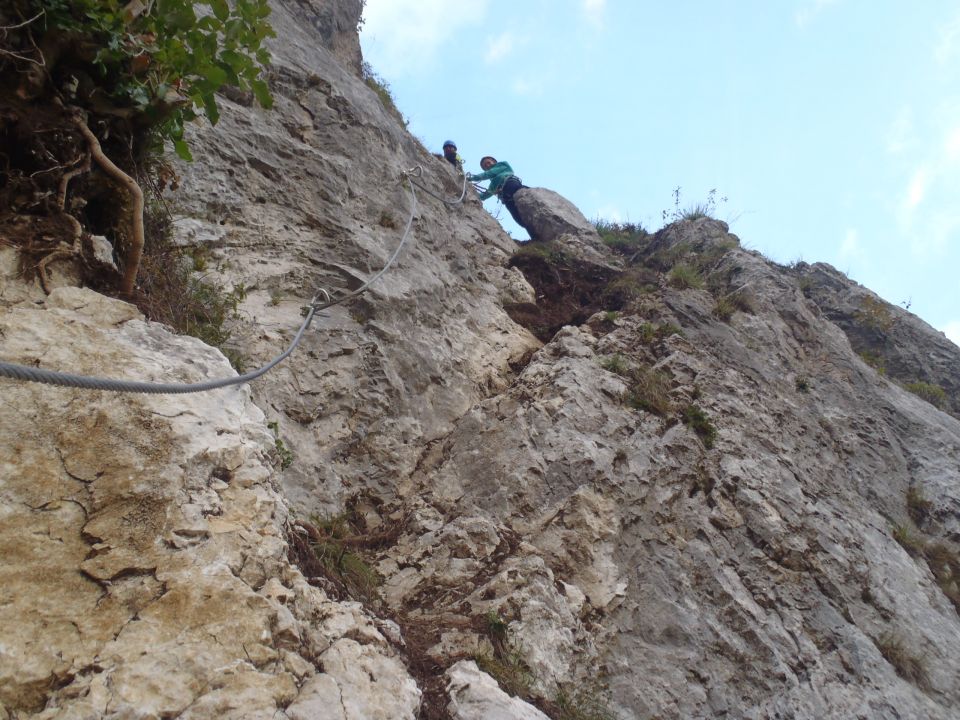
[513,187,621,272]
[513,186,598,241]
[446,661,551,720]
[4,2,960,719]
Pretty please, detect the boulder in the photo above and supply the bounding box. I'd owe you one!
[513,187,622,273]
[513,187,597,242]
[445,661,550,720]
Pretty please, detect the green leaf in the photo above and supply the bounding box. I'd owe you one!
[174,139,193,161]
[202,64,229,88]
[201,92,221,124]
[209,0,229,21]
[251,79,272,109]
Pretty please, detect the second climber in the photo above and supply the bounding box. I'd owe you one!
[467,155,530,235]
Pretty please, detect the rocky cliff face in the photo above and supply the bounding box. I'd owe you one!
[3,1,960,719]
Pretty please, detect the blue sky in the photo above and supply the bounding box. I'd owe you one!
[360,1,960,345]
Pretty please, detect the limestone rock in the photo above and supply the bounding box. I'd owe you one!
[513,186,622,272]
[446,661,551,720]
[0,285,419,718]
[4,1,960,718]
[797,261,960,418]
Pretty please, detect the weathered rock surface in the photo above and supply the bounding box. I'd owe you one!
[0,270,419,718]
[445,661,550,720]
[797,261,960,418]
[3,0,960,718]
[170,0,540,520]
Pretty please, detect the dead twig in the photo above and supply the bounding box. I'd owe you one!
[0,10,45,31]
[0,11,45,67]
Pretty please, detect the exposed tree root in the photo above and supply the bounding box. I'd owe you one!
[36,212,82,293]
[57,152,90,210]
[70,109,143,296]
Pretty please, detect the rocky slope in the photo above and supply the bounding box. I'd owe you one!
[2,1,960,718]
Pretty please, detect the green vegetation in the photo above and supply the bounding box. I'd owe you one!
[28,0,274,160]
[712,296,735,322]
[362,61,407,126]
[891,487,960,615]
[637,322,683,343]
[854,296,895,334]
[138,208,247,370]
[891,524,924,557]
[681,404,717,448]
[602,310,619,323]
[667,263,704,290]
[795,376,810,393]
[904,381,947,409]
[306,513,382,602]
[1,1,273,296]
[906,487,933,526]
[600,353,629,376]
[661,187,727,224]
[551,687,617,720]
[267,420,294,470]
[475,610,533,699]
[875,634,930,689]
[858,350,886,375]
[626,367,673,416]
[475,648,534,700]
[923,542,960,613]
[603,267,659,305]
[594,219,649,255]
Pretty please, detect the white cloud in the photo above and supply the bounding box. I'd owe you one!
[361,0,488,76]
[905,167,928,210]
[583,0,606,28]
[894,109,960,252]
[935,12,960,65]
[838,229,860,261]
[943,321,960,347]
[484,32,516,64]
[794,0,839,29]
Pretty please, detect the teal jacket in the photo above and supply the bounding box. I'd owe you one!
[470,161,515,200]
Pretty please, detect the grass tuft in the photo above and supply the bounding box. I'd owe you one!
[626,367,673,416]
[906,487,933,526]
[600,353,629,376]
[875,634,930,689]
[681,404,717,448]
[904,381,947,409]
[667,263,703,290]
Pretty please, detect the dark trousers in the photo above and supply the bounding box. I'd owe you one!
[500,176,528,230]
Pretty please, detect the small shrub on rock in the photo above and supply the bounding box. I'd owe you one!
[681,404,717,448]
[875,634,930,689]
[626,367,673,416]
[668,263,703,290]
[904,381,947,409]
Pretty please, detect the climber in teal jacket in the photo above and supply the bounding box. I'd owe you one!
[468,156,530,233]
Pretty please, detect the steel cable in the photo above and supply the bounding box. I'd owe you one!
[0,172,421,393]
